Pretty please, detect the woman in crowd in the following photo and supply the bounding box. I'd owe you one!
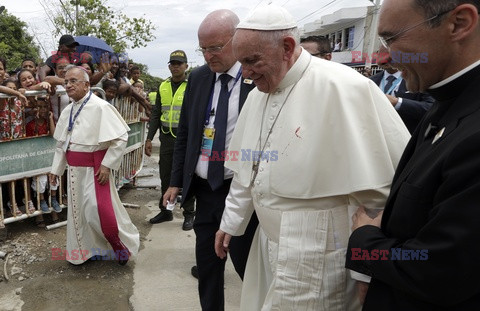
[102,54,151,115]
[0,77,35,216]
[21,58,38,80]
[0,78,27,141]
[80,61,95,79]
[47,56,71,122]
[0,57,6,85]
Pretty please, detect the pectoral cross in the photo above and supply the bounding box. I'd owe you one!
[250,161,260,187]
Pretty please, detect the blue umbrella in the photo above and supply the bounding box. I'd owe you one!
[74,35,114,64]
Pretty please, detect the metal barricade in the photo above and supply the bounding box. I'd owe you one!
[0,88,147,226]
[0,87,106,100]
[110,94,147,189]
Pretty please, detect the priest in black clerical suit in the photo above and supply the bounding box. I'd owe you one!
[346,1,480,309]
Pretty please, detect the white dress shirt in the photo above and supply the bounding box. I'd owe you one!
[195,61,242,180]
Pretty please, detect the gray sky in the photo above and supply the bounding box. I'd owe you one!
[3,0,373,80]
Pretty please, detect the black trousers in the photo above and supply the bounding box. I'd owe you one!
[192,175,258,311]
[159,130,195,216]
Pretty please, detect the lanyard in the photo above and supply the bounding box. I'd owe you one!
[250,56,313,187]
[204,69,243,126]
[68,91,92,132]
[380,76,402,95]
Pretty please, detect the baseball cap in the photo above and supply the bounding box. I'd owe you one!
[169,50,187,63]
[59,35,79,47]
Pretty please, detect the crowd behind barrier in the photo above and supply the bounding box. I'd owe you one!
[0,88,147,227]
[351,64,382,77]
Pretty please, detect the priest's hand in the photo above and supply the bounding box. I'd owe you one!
[215,229,232,259]
[95,165,110,185]
[356,281,369,305]
[352,206,383,231]
[163,186,180,207]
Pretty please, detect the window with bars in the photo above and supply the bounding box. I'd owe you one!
[347,26,355,50]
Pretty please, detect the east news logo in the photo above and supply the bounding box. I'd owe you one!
[351,248,429,261]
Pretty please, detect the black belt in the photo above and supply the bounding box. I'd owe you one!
[193,174,232,186]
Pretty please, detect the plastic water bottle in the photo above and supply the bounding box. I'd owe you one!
[166,199,176,211]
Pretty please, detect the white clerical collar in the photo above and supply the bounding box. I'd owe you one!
[275,48,310,91]
[216,61,241,81]
[430,59,480,89]
[73,90,91,105]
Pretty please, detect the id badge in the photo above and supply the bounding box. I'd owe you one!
[62,133,71,152]
[201,127,215,157]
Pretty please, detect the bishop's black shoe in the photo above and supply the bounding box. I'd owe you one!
[191,265,198,279]
[149,211,173,224]
[182,215,194,231]
[109,240,130,266]
[118,249,130,266]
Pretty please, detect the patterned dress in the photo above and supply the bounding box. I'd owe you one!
[0,99,24,141]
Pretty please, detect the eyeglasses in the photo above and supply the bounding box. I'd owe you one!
[63,79,87,86]
[196,36,233,56]
[379,10,452,49]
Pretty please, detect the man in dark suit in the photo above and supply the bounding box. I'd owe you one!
[346,0,480,309]
[163,9,258,311]
[370,46,434,134]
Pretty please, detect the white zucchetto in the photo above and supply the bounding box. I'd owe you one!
[237,5,297,31]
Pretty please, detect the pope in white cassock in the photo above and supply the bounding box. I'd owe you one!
[214,5,411,311]
[50,66,139,265]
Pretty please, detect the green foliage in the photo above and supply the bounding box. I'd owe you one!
[185,65,198,77]
[141,73,163,94]
[0,9,41,71]
[49,0,156,53]
[140,65,199,94]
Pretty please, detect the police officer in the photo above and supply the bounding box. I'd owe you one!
[145,50,195,230]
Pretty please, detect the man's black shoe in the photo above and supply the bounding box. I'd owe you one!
[191,265,198,279]
[182,215,194,231]
[149,211,173,224]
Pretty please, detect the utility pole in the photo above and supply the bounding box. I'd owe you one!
[365,0,381,68]
[75,0,79,35]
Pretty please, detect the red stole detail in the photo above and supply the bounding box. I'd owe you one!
[66,150,129,259]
